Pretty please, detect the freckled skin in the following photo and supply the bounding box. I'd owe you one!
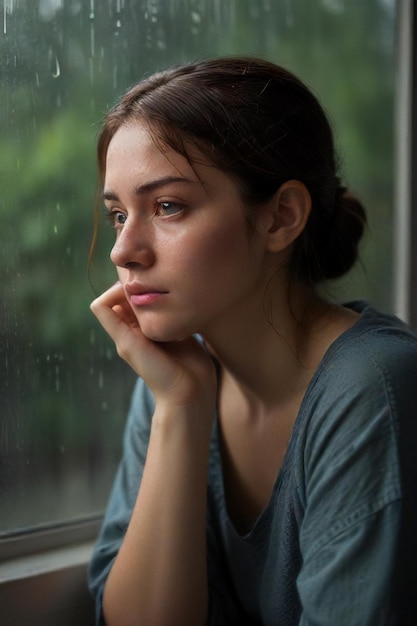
[104,122,271,343]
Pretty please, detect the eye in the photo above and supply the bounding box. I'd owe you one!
[114,212,127,225]
[156,201,183,216]
[103,207,127,228]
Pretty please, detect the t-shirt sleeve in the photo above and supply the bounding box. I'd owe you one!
[296,333,416,625]
[87,377,154,625]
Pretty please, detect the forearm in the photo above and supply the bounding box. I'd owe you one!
[102,404,212,626]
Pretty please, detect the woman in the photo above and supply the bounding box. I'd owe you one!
[88,57,417,625]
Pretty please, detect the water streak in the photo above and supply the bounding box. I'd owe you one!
[52,55,60,78]
[90,0,95,57]
[3,0,14,35]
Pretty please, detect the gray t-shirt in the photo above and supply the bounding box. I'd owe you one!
[88,302,417,625]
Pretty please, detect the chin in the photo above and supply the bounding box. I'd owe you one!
[136,310,201,343]
[140,322,194,344]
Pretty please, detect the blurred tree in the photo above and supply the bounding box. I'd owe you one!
[0,0,396,529]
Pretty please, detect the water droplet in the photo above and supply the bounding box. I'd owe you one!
[52,55,61,78]
[191,11,201,24]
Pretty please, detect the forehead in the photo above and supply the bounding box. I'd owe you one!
[107,122,182,166]
[106,122,213,189]
[104,122,242,201]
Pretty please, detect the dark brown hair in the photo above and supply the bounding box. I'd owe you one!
[95,56,366,284]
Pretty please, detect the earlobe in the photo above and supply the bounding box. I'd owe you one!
[264,180,311,252]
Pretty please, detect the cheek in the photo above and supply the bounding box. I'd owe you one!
[175,229,237,278]
[184,231,255,300]
[197,214,249,258]
[199,222,252,270]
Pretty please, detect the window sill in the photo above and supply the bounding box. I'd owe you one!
[0,520,98,626]
[0,540,93,583]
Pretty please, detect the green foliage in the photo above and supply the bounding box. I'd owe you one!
[0,0,396,528]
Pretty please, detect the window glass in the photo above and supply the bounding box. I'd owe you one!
[0,0,396,534]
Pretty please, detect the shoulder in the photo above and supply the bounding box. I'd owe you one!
[309,301,417,412]
[297,302,417,497]
[345,301,417,372]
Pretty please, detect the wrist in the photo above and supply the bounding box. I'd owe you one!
[152,402,214,443]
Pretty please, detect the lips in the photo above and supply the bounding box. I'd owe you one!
[125,282,168,306]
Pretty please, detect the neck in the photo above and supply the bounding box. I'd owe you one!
[202,284,333,414]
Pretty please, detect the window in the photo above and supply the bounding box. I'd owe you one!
[0,0,404,553]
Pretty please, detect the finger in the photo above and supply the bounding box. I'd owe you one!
[90,281,136,327]
[90,283,139,343]
[112,303,138,328]
[90,283,169,379]
[90,281,126,312]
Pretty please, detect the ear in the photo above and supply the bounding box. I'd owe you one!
[260,180,311,252]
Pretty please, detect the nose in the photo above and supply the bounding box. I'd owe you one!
[110,217,155,269]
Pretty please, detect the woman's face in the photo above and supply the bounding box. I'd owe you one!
[103,122,272,342]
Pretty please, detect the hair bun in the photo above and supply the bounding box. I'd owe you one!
[319,188,367,281]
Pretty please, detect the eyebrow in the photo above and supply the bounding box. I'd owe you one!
[103,176,195,202]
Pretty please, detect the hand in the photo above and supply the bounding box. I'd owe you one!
[90,282,217,411]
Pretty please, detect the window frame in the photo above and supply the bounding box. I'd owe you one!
[0,516,101,563]
[0,1,415,623]
[393,0,417,327]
